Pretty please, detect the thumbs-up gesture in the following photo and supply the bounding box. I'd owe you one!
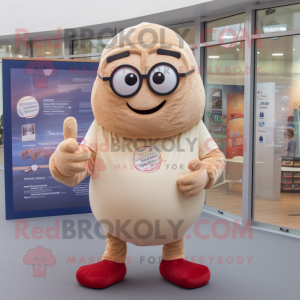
[177,159,208,197]
[50,117,91,178]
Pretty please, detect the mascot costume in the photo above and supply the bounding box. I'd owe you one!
[50,23,225,289]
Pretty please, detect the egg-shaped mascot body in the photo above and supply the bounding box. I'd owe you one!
[50,23,225,289]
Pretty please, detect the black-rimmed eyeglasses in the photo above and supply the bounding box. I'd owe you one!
[97,62,195,98]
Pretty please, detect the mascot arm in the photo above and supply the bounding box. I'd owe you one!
[49,117,96,187]
[49,146,96,187]
[200,148,225,189]
[177,121,225,197]
[177,159,209,197]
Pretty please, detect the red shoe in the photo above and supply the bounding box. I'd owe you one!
[76,260,126,289]
[159,259,210,289]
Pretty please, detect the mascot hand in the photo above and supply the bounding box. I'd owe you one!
[177,158,208,197]
[51,117,91,177]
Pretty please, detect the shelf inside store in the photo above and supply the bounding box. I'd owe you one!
[281,166,300,172]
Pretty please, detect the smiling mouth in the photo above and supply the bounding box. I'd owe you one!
[127,100,166,115]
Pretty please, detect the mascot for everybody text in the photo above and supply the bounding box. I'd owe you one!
[50,23,225,289]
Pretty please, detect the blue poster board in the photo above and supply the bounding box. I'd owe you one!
[3,58,99,219]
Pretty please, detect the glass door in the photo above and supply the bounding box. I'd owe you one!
[202,14,246,217]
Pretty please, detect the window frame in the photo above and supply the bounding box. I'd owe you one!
[199,0,300,238]
[199,11,246,223]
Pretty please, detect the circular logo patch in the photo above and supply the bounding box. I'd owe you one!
[17,96,39,118]
[133,146,162,173]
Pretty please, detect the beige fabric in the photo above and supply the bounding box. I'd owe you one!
[49,151,95,187]
[91,22,205,140]
[49,117,96,187]
[102,232,127,263]
[162,238,185,261]
[102,233,184,263]
[63,117,78,141]
[177,159,209,197]
[84,121,211,246]
[49,23,225,253]
[201,149,226,189]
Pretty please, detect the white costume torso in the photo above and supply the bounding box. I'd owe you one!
[83,120,217,246]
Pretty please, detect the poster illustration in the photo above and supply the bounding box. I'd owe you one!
[211,88,222,109]
[205,84,244,158]
[226,92,244,159]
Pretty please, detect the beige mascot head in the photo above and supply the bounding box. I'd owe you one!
[91,22,205,139]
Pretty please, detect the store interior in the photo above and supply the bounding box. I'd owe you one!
[204,4,300,231]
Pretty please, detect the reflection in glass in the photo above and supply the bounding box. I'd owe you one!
[204,42,245,217]
[171,25,195,45]
[205,14,245,43]
[257,4,300,34]
[73,38,112,55]
[254,36,300,231]
[32,40,64,57]
[72,56,101,61]
[0,43,30,59]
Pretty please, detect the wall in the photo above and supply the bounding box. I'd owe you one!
[0,0,212,36]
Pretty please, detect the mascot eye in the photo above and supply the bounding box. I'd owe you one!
[149,64,177,95]
[111,67,140,97]
[153,72,165,84]
[125,73,138,86]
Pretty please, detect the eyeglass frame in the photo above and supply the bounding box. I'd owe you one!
[97,62,195,98]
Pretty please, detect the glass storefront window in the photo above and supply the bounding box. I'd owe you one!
[257,4,300,34]
[72,56,101,61]
[73,37,112,55]
[204,41,245,217]
[205,13,245,43]
[254,35,300,231]
[0,43,30,59]
[32,39,64,57]
[171,25,195,45]
[0,62,3,166]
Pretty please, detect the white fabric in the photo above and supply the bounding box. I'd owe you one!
[82,120,217,246]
